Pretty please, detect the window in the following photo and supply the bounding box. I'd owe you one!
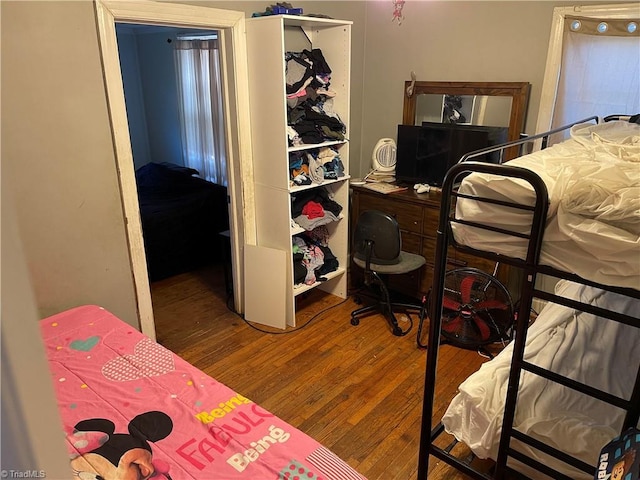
[536,4,640,142]
[174,34,227,185]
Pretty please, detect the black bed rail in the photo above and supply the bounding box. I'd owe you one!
[454,190,537,211]
[427,423,494,480]
[417,115,640,480]
[521,360,631,411]
[534,289,640,327]
[457,115,599,164]
[510,429,595,474]
[507,446,578,480]
[441,162,551,268]
[534,265,640,300]
[603,114,633,122]
[531,285,640,432]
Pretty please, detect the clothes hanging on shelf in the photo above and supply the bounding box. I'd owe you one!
[285,49,346,146]
[292,227,339,285]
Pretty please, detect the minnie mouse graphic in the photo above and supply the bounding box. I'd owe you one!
[67,411,173,480]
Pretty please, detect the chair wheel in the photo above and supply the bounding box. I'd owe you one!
[351,317,360,326]
[353,295,362,305]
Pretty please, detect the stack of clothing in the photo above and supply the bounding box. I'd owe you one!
[290,187,342,231]
[292,226,340,286]
[289,146,345,186]
[285,49,346,146]
[290,188,342,285]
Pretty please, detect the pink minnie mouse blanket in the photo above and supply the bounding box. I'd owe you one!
[41,305,366,480]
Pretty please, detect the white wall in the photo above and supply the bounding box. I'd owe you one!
[1,187,71,477]
[358,0,576,178]
[2,0,139,326]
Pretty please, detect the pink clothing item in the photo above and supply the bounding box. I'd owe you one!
[303,246,325,285]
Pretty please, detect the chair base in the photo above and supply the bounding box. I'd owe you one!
[351,300,423,337]
[351,269,424,336]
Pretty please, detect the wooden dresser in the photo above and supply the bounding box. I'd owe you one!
[350,185,503,300]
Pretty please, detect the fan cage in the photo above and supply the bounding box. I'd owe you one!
[429,267,514,349]
[372,139,397,172]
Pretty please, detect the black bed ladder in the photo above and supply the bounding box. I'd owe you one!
[417,160,551,480]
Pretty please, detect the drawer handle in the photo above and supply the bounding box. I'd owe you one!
[447,258,467,267]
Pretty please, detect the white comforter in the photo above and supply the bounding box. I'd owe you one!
[442,280,640,479]
[454,120,640,289]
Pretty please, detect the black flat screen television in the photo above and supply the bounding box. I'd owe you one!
[395,123,507,187]
[425,122,510,164]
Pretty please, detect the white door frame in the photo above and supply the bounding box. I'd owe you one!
[94,0,256,338]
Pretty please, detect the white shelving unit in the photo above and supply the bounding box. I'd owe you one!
[244,15,352,328]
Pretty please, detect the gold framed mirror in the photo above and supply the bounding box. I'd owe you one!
[403,81,530,161]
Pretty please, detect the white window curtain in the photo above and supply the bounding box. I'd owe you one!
[552,18,640,132]
[174,38,227,185]
[536,4,640,143]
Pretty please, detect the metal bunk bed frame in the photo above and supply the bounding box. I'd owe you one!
[417,116,640,480]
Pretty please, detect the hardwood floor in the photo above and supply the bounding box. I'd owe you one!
[151,265,492,480]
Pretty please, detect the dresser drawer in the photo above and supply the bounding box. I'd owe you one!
[421,237,437,264]
[422,206,440,238]
[359,194,423,234]
[400,232,422,255]
[419,264,435,297]
[421,238,458,267]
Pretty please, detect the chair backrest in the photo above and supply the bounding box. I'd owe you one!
[353,210,401,265]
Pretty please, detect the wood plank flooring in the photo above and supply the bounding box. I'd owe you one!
[151,265,493,480]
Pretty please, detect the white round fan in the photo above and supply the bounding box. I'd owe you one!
[372,138,397,173]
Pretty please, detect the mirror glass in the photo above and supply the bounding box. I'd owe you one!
[402,82,530,161]
[415,94,513,126]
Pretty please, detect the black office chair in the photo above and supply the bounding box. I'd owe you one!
[351,210,427,336]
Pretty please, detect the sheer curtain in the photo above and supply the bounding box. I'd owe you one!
[536,4,639,142]
[174,38,227,185]
[552,17,639,132]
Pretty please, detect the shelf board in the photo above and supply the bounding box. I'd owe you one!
[288,140,347,152]
[293,267,346,296]
[290,175,350,193]
[291,224,305,236]
[279,15,353,27]
[290,213,344,236]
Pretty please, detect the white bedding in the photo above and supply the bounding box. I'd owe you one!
[453,120,640,290]
[442,280,640,479]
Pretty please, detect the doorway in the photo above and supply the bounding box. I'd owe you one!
[94,0,255,339]
[115,23,232,340]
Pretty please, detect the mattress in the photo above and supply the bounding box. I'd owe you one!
[441,280,640,479]
[41,305,366,480]
[453,120,640,290]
